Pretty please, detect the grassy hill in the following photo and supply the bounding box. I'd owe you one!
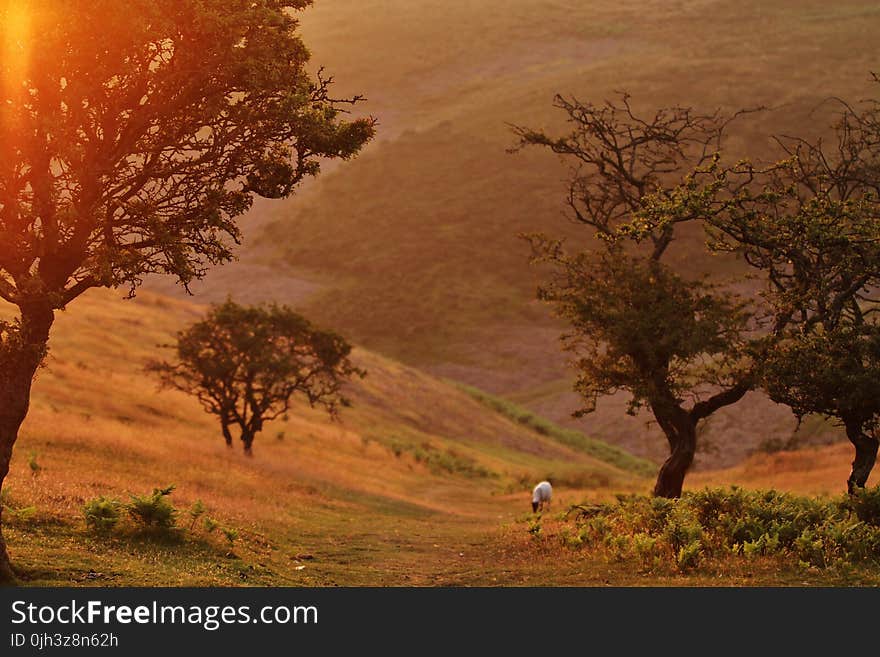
[143,0,879,467]
[2,289,877,585]
[3,288,653,585]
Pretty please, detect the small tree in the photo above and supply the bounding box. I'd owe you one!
[513,95,753,497]
[147,300,365,454]
[0,0,374,581]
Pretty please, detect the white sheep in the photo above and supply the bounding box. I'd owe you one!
[531,480,552,513]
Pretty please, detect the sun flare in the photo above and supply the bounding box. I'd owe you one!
[1,0,32,95]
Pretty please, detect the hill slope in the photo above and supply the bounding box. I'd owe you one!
[3,289,876,586]
[145,0,879,467]
[3,289,649,585]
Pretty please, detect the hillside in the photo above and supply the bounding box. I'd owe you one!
[3,288,876,586]
[145,0,880,467]
[3,288,651,585]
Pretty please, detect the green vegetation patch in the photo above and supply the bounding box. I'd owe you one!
[382,437,496,479]
[554,486,880,576]
[457,383,655,477]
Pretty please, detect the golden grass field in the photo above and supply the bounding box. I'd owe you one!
[2,289,877,586]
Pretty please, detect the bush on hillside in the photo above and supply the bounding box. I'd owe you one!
[83,496,122,534]
[127,485,178,530]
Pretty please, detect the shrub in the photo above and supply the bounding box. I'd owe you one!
[187,500,207,532]
[5,505,37,523]
[528,517,543,539]
[127,485,178,530]
[381,437,495,478]
[676,540,702,571]
[222,527,239,547]
[83,496,122,534]
[632,532,659,566]
[28,451,42,478]
[552,486,880,574]
[845,487,880,526]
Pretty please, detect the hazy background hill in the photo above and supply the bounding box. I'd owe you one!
[146,0,880,466]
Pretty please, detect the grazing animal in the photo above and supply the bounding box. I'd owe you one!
[531,480,552,513]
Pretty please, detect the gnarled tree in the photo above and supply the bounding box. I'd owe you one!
[147,300,364,455]
[514,95,753,498]
[0,0,374,582]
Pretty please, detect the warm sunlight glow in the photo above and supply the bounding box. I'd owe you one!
[1,1,32,97]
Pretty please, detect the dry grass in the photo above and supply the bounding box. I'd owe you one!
[692,442,880,496]
[3,289,874,585]
[3,288,647,586]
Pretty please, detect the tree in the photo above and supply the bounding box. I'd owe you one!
[513,95,753,498]
[635,80,880,492]
[0,1,374,582]
[147,300,364,454]
[760,326,880,492]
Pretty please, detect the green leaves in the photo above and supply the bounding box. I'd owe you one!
[127,485,179,530]
[526,236,749,415]
[564,486,880,573]
[83,496,123,534]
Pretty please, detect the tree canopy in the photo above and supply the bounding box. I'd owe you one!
[148,300,365,454]
[0,0,373,582]
[0,0,373,308]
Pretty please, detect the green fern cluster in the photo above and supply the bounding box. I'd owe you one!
[558,486,880,573]
[82,485,235,548]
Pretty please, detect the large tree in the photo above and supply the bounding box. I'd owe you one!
[147,300,364,455]
[514,95,753,498]
[0,1,374,582]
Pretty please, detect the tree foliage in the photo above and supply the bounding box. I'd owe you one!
[148,300,365,454]
[0,0,373,582]
[528,240,749,418]
[0,0,374,308]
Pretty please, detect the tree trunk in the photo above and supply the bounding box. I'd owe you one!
[0,505,12,584]
[221,420,233,448]
[0,302,54,585]
[844,417,879,495]
[241,428,254,456]
[651,402,697,499]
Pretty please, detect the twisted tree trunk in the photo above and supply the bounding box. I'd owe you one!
[240,413,262,456]
[844,416,879,495]
[242,429,255,456]
[0,301,54,585]
[650,382,750,499]
[651,402,697,498]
